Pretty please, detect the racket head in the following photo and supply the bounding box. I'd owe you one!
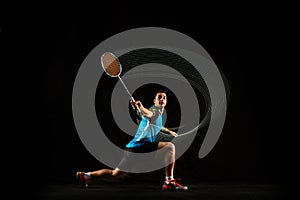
[101,52,122,77]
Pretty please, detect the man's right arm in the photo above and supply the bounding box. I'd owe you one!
[130,100,153,118]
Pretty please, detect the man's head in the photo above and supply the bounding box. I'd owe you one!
[153,90,167,108]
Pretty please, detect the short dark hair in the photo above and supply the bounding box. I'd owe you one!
[155,89,167,95]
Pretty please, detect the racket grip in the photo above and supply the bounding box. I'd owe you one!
[130,97,141,113]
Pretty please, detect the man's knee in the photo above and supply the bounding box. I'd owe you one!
[112,168,126,177]
[111,169,119,177]
[165,142,175,154]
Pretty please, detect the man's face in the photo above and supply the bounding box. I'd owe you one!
[153,92,167,108]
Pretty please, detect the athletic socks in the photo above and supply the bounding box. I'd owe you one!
[165,176,174,183]
[84,172,91,180]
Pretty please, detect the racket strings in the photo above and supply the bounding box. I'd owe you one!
[102,53,121,76]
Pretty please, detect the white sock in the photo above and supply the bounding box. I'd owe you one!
[84,172,91,179]
[165,176,174,183]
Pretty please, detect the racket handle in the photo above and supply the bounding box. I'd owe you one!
[131,97,141,113]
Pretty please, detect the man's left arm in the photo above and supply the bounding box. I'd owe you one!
[161,126,178,137]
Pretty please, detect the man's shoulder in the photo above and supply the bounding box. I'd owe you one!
[148,105,158,112]
[148,105,160,117]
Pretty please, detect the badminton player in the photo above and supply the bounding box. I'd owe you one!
[76,90,188,191]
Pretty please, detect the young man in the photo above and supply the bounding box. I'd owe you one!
[76,90,188,191]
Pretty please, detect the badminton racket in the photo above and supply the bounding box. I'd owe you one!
[100,52,141,113]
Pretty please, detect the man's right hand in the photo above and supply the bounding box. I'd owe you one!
[130,100,142,110]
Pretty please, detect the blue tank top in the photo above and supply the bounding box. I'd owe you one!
[126,106,162,148]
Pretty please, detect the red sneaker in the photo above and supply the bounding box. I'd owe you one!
[76,172,91,188]
[162,178,188,191]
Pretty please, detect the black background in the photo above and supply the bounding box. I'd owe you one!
[3,1,297,198]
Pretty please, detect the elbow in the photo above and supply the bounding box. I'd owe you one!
[145,113,153,118]
[144,112,153,118]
